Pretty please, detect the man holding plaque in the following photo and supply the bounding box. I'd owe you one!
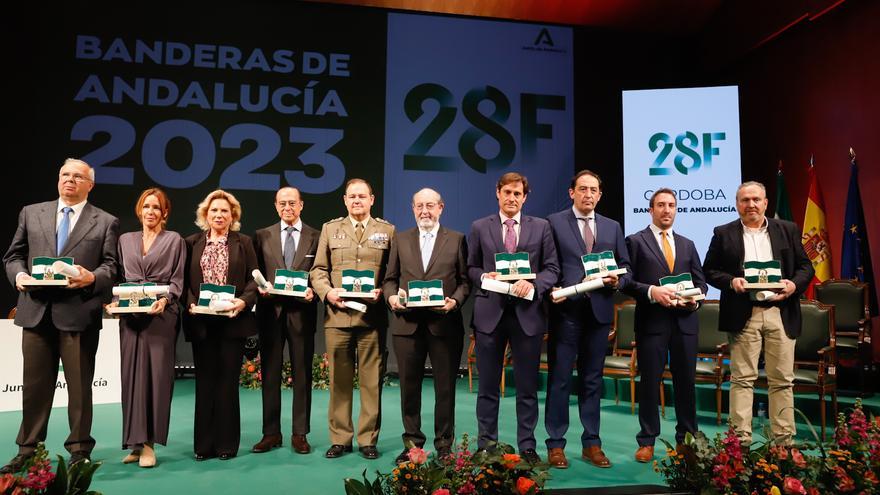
[383,188,470,464]
[703,181,813,445]
[623,188,707,462]
[2,158,119,472]
[310,178,395,460]
[545,169,630,469]
[252,187,320,455]
[467,172,558,465]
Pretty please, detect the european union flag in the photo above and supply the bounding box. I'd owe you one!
[841,156,877,315]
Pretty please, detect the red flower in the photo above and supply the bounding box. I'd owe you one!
[0,474,17,491]
[432,489,451,495]
[790,448,806,468]
[783,476,806,495]
[516,477,536,495]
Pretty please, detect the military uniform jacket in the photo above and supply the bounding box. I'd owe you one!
[310,216,395,329]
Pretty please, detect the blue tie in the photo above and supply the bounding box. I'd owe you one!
[283,226,296,269]
[57,207,73,255]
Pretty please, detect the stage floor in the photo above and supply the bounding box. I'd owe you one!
[0,377,875,494]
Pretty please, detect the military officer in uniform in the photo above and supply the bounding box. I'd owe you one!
[310,178,395,460]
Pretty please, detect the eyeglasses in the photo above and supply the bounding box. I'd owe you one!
[59,172,92,183]
[413,203,439,211]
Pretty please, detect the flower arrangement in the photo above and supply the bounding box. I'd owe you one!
[239,355,263,389]
[655,399,880,494]
[241,353,360,390]
[344,434,549,495]
[0,443,102,495]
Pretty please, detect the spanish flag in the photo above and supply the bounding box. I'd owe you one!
[801,158,832,299]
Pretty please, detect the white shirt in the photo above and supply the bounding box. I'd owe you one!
[499,211,522,244]
[572,206,595,241]
[649,223,676,258]
[57,199,87,235]
[280,218,303,253]
[742,217,773,262]
[419,223,440,269]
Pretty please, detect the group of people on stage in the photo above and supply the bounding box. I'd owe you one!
[0,158,813,474]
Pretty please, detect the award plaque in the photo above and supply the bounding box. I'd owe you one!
[659,273,705,302]
[21,256,72,287]
[583,251,627,281]
[743,260,785,290]
[107,282,170,314]
[338,269,376,298]
[191,283,237,315]
[267,269,309,298]
[494,252,536,281]
[404,279,445,308]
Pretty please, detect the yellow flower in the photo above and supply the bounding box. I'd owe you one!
[769,487,781,495]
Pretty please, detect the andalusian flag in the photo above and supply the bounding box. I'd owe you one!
[273,269,308,292]
[342,269,375,292]
[494,252,531,276]
[801,158,832,299]
[582,251,622,278]
[198,283,235,306]
[407,279,444,302]
[773,161,793,221]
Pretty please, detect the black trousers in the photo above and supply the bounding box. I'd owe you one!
[192,334,245,456]
[392,325,463,450]
[258,313,314,436]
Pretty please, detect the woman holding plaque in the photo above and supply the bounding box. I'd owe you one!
[183,189,258,460]
[112,188,186,468]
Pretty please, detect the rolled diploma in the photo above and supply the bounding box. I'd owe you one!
[51,260,80,278]
[755,290,777,302]
[481,278,534,301]
[344,301,367,313]
[112,285,170,298]
[208,299,236,312]
[551,278,604,301]
[675,288,703,298]
[252,269,272,290]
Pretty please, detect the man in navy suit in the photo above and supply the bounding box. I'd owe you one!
[544,169,630,469]
[624,188,707,462]
[468,172,559,465]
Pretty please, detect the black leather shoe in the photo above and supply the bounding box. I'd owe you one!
[325,444,353,458]
[437,447,453,458]
[218,453,236,460]
[359,445,379,459]
[69,451,91,467]
[394,448,410,464]
[194,452,216,461]
[521,448,541,465]
[0,453,33,474]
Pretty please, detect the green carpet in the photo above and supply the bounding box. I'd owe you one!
[0,377,876,494]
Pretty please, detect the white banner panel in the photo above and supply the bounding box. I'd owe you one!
[623,86,743,298]
[0,320,122,412]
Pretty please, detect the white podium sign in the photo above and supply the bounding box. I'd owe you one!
[0,319,122,412]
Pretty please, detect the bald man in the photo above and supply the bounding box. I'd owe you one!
[382,188,470,463]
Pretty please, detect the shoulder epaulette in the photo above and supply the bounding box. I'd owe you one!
[374,217,391,224]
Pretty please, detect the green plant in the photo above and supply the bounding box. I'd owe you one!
[0,443,103,495]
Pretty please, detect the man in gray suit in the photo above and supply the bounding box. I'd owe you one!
[1,158,119,472]
[252,186,320,455]
[383,188,470,464]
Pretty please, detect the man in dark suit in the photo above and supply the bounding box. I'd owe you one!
[467,172,559,465]
[703,181,813,445]
[383,187,470,464]
[624,188,707,462]
[544,169,630,469]
[252,187,320,455]
[2,158,119,473]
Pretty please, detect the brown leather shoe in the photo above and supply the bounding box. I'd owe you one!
[582,446,611,468]
[547,448,569,469]
[251,434,282,453]
[634,445,654,463]
[291,434,311,454]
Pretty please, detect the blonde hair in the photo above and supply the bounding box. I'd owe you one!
[195,189,242,231]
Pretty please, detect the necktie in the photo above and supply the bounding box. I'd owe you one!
[582,217,594,253]
[421,232,433,271]
[283,226,297,269]
[503,218,517,254]
[57,207,73,255]
[355,222,364,243]
[661,231,675,272]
